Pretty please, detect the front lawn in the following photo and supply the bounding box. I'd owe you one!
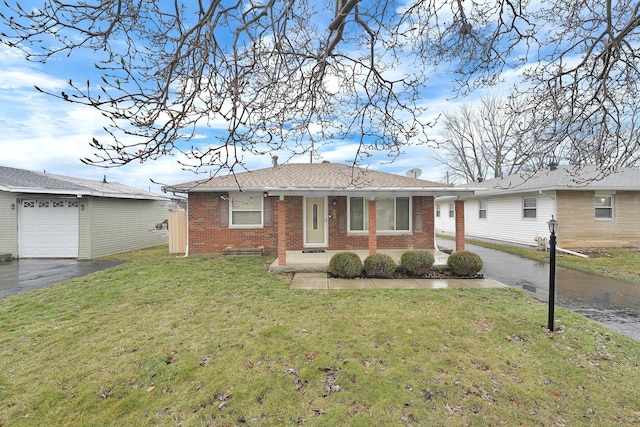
[0,246,638,426]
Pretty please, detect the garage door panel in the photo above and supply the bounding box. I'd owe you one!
[19,199,79,258]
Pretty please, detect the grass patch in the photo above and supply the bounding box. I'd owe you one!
[440,235,640,285]
[1,246,639,426]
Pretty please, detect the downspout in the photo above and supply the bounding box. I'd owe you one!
[556,246,588,258]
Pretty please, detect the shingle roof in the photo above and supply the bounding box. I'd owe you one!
[454,165,640,197]
[0,165,168,200]
[163,162,462,196]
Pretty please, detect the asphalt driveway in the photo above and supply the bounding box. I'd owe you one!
[0,259,124,298]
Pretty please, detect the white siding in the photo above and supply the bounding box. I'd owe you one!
[436,192,557,247]
[82,197,170,259]
[0,192,18,257]
[434,200,457,235]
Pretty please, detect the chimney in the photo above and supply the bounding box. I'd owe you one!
[272,155,278,167]
[103,175,107,183]
[549,162,558,171]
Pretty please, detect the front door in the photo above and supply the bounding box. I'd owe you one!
[304,197,327,247]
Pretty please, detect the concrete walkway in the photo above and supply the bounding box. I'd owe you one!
[291,272,507,290]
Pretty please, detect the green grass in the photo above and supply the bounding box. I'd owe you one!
[1,246,639,426]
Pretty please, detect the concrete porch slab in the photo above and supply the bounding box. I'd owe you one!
[269,249,449,274]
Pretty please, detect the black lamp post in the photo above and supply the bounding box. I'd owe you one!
[547,215,558,331]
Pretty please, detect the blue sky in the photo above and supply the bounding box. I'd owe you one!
[0,6,518,194]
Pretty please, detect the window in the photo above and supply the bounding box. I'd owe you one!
[595,194,614,219]
[349,197,368,231]
[448,202,455,218]
[312,203,319,229]
[523,197,537,219]
[478,199,488,219]
[348,197,410,232]
[230,193,263,227]
[435,203,441,218]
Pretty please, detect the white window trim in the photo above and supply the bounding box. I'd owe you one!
[435,203,441,218]
[448,202,455,218]
[522,196,537,220]
[229,192,264,228]
[478,199,488,220]
[347,196,412,234]
[595,193,615,220]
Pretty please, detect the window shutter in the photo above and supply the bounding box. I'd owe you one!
[413,197,423,233]
[338,197,347,234]
[263,196,274,226]
[219,196,229,227]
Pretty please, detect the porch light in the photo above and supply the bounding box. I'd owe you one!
[332,198,338,207]
[11,203,15,210]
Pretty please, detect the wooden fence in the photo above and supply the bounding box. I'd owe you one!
[168,210,187,254]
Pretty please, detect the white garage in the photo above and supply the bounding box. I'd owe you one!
[1,165,174,260]
[18,199,80,258]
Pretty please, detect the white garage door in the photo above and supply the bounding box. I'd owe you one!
[19,199,80,258]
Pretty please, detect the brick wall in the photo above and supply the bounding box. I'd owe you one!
[556,190,640,248]
[188,193,436,255]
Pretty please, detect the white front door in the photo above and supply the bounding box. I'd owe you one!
[304,197,327,247]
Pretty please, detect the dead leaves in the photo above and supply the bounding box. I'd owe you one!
[194,392,232,415]
[473,316,494,332]
[319,366,342,396]
[505,333,527,342]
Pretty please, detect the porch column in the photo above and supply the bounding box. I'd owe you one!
[424,196,435,249]
[368,198,377,255]
[277,197,287,266]
[455,199,465,251]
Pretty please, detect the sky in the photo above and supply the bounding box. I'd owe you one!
[0,6,512,195]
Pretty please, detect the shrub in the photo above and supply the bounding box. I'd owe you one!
[400,250,435,276]
[447,251,483,277]
[328,252,363,278]
[363,254,397,278]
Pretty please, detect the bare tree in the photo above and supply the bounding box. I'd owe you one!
[1,0,640,175]
[434,95,535,183]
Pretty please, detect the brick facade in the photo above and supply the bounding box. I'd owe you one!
[455,199,465,251]
[188,193,437,255]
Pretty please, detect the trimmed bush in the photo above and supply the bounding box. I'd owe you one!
[447,251,483,277]
[400,250,435,276]
[363,254,397,278]
[328,252,363,278]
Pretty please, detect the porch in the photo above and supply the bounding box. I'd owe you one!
[268,248,449,274]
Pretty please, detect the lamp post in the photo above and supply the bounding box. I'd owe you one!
[547,215,558,331]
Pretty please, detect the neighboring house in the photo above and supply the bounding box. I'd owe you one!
[435,165,640,249]
[0,165,173,259]
[163,162,473,266]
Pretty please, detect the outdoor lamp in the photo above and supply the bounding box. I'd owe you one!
[547,215,558,331]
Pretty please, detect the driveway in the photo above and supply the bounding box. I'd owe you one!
[0,259,124,299]
[438,240,640,341]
